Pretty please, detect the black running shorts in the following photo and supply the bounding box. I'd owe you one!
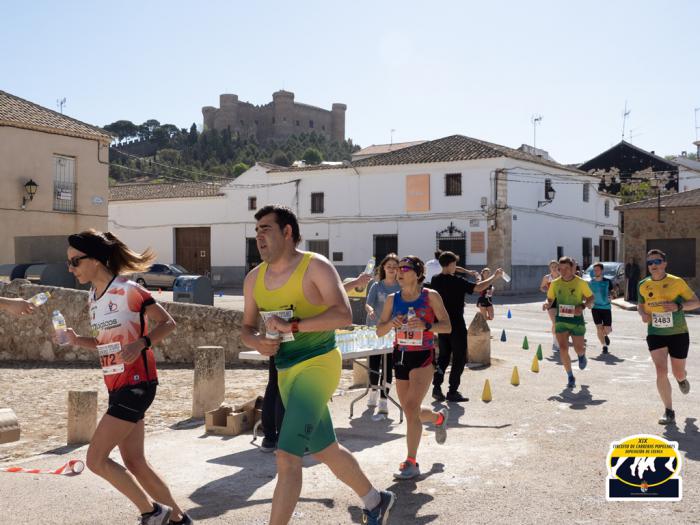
[647,333,690,360]
[107,382,157,423]
[591,308,612,326]
[393,348,436,380]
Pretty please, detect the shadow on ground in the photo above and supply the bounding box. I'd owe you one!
[187,410,404,520]
[664,417,700,462]
[547,385,607,410]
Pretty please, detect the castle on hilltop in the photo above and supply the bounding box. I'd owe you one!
[202,90,346,143]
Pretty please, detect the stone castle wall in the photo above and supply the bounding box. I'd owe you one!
[0,281,247,364]
[203,90,345,143]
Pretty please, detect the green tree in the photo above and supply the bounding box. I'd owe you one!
[232,162,250,177]
[103,120,138,141]
[271,150,291,167]
[302,147,323,165]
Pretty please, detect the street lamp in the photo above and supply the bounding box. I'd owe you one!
[538,180,556,207]
[21,179,38,209]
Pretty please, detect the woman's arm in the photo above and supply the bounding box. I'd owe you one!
[121,302,176,364]
[420,289,451,334]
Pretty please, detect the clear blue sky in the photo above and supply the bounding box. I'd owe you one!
[3,0,698,164]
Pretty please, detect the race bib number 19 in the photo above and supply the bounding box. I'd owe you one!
[652,311,674,329]
[559,304,575,318]
[97,342,125,376]
[397,328,423,346]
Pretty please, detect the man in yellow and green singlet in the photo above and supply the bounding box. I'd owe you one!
[241,205,395,525]
[638,249,700,425]
[543,256,594,389]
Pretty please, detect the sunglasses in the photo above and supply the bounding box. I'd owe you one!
[646,258,664,266]
[398,265,415,273]
[67,255,90,268]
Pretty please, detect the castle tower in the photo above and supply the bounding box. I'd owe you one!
[272,90,295,140]
[202,106,216,130]
[331,103,346,142]
[214,94,239,132]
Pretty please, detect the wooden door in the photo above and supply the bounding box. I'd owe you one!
[175,227,211,276]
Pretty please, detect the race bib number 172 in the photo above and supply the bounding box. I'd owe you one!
[97,342,125,376]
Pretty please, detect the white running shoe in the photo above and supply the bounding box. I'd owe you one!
[367,389,379,408]
[141,503,172,525]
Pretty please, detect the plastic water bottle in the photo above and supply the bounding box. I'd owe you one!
[29,291,51,306]
[364,257,376,276]
[407,307,417,324]
[502,271,511,283]
[52,310,68,346]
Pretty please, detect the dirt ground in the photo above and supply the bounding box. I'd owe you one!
[0,362,355,462]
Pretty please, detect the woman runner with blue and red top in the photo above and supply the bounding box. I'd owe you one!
[61,230,191,525]
[376,255,451,480]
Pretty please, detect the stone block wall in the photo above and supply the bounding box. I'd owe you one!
[0,280,247,364]
[622,206,700,292]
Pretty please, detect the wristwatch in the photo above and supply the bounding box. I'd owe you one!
[290,317,301,334]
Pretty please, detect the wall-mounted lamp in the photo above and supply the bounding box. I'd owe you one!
[21,179,38,209]
[538,179,556,208]
[480,196,488,210]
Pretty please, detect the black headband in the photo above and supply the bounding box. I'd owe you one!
[68,234,113,265]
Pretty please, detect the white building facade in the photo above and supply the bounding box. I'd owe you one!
[109,135,620,291]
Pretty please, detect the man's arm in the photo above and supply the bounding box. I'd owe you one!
[343,272,372,292]
[473,268,503,292]
[0,297,35,317]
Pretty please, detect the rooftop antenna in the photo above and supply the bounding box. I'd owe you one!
[56,97,66,114]
[621,100,631,140]
[531,115,542,150]
[390,129,396,147]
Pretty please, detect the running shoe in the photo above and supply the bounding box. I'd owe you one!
[393,461,421,480]
[169,513,193,525]
[604,335,610,346]
[602,346,609,354]
[658,408,676,425]
[367,390,379,408]
[377,398,388,415]
[435,407,448,444]
[566,375,576,389]
[678,378,691,395]
[141,503,172,525]
[362,490,396,525]
[260,437,277,453]
[578,353,588,370]
[432,386,446,402]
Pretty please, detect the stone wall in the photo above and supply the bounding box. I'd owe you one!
[0,280,247,364]
[622,206,700,292]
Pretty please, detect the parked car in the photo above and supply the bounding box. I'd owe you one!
[128,263,189,289]
[582,261,625,297]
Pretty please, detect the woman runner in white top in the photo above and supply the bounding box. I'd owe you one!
[540,260,561,352]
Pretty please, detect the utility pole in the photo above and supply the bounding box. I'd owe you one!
[531,115,542,150]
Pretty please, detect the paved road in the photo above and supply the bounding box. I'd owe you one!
[1,297,699,524]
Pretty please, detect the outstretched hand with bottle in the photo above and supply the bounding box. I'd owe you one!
[0,297,35,317]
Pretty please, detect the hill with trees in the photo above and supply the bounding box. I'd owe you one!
[104,120,360,184]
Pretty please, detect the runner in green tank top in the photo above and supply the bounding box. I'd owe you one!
[241,205,395,525]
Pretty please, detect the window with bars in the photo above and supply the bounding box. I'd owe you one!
[583,183,590,202]
[248,196,257,210]
[311,192,324,214]
[604,200,610,217]
[307,239,329,258]
[445,173,462,196]
[53,155,76,212]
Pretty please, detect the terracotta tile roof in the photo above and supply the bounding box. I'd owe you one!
[0,90,113,143]
[617,188,700,210]
[353,135,582,172]
[269,135,583,173]
[110,181,225,202]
